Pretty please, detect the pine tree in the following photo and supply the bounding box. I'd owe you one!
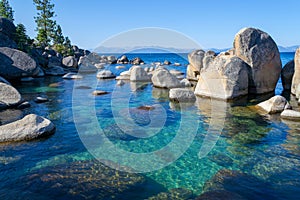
[0,0,14,21]
[33,0,56,47]
[52,24,65,45]
[15,23,33,52]
[64,36,74,56]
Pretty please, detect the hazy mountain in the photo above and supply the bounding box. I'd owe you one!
[93,45,299,54]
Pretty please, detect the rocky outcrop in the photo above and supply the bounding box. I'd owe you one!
[169,88,196,102]
[130,66,151,82]
[282,60,294,90]
[62,56,78,68]
[44,66,65,76]
[151,68,182,89]
[291,48,300,94]
[234,28,282,94]
[187,49,205,80]
[0,47,38,79]
[194,54,249,100]
[256,95,289,114]
[0,82,22,110]
[0,17,17,48]
[0,114,55,143]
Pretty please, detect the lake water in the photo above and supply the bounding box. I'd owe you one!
[0,52,299,199]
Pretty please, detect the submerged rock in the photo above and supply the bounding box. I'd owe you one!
[0,82,22,110]
[256,95,289,114]
[34,96,49,103]
[195,190,246,200]
[169,88,196,102]
[19,160,146,199]
[234,27,282,94]
[281,60,294,90]
[147,188,193,200]
[0,114,55,143]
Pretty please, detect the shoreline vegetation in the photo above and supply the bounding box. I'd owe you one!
[1,0,300,199]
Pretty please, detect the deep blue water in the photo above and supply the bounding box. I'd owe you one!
[0,52,299,199]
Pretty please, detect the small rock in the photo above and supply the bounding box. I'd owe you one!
[117,80,125,86]
[180,78,192,87]
[17,101,31,109]
[137,105,155,111]
[130,57,144,65]
[163,60,171,65]
[116,65,126,69]
[21,77,34,82]
[35,97,49,103]
[96,70,116,79]
[174,62,181,66]
[95,63,105,69]
[117,55,129,64]
[281,110,300,121]
[257,95,288,114]
[62,72,83,79]
[92,90,109,96]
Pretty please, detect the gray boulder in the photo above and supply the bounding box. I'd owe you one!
[117,55,129,64]
[0,114,55,143]
[97,70,116,79]
[257,95,289,114]
[0,47,38,79]
[187,49,205,80]
[151,68,182,89]
[291,48,300,94]
[130,57,144,65]
[234,27,282,94]
[0,17,17,48]
[130,66,151,82]
[194,54,249,100]
[169,88,196,102]
[281,60,294,90]
[48,55,62,68]
[62,56,78,68]
[0,82,22,110]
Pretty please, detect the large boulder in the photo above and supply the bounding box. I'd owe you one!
[0,82,22,110]
[130,57,144,65]
[0,114,56,143]
[281,109,300,121]
[282,60,294,90]
[233,28,282,94]
[151,68,182,89]
[0,47,38,79]
[256,95,289,114]
[169,88,196,102]
[62,56,78,68]
[194,54,249,100]
[187,49,205,80]
[291,48,300,94]
[130,66,151,82]
[0,17,17,48]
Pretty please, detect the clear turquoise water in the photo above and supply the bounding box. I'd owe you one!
[0,52,299,199]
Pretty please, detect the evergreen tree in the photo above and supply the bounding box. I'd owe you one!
[15,23,33,52]
[0,0,14,21]
[52,24,65,45]
[64,36,74,56]
[33,0,56,47]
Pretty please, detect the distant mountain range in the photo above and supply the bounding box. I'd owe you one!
[93,45,299,54]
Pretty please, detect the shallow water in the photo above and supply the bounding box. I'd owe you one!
[0,52,299,199]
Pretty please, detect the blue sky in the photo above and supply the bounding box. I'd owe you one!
[10,0,300,50]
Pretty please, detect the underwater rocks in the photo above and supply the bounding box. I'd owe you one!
[169,88,196,103]
[146,188,193,200]
[0,114,55,143]
[195,190,246,200]
[19,160,146,200]
[202,169,276,200]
